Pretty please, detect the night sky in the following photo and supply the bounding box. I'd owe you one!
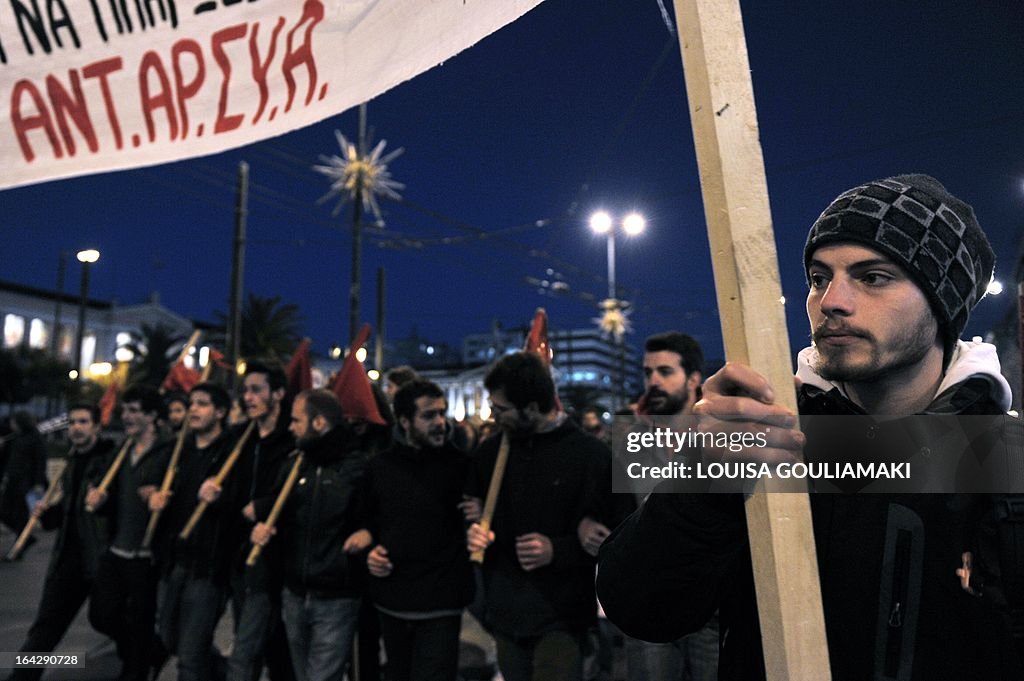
[3,0,1023,366]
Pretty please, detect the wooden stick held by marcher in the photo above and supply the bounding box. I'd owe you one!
[178,420,257,540]
[5,459,68,560]
[142,420,190,548]
[470,433,509,563]
[671,0,831,677]
[143,360,215,547]
[246,452,304,566]
[86,437,133,513]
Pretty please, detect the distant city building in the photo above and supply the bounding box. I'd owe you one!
[462,323,526,366]
[0,280,201,378]
[549,327,640,411]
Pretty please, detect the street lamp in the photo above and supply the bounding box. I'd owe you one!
[589,211,645,300]
[74,249,100,379]
[589,211,645,407]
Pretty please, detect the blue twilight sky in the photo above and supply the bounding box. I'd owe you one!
[2,0,1023,364]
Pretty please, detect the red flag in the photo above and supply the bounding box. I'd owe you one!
[99,380,120,426]
[285,338,313,399]
[331,324,386,426]
[523,308,562,411]
[209,348,232,369]
[161,360,201,393]
[524,308,553,366]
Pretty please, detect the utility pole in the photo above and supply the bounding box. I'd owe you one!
[349,103,368,344]
[228,161,249,387]
[375,266,385,371]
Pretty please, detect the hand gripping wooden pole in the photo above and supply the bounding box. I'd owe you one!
[179,420,257,541]
[86,437,134,513]
[143,360,216,547]
[142,421,191,548]
[469,432,509,563]
[671,0,831,678]
[246,452,304,566]
[5,458,68,560]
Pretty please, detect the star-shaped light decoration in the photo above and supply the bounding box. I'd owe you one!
[594,298,632,342]
[313,130,405,226]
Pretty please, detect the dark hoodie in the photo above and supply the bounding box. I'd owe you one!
[277,425,367,598]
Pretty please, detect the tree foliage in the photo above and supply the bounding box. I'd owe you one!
[213,294,304,361]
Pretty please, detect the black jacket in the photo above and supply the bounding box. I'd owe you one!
[40,437,115,580]
[363,437,473,613]
[597,380,1023,681]
[277,426,367,598]
[467,419,607,638]
[233,416,296,590]
[159,427,245,585]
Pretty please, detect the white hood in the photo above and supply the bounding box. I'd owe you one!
[795,339,1012,412]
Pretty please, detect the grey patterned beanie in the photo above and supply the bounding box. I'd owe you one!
[804,175,995,349]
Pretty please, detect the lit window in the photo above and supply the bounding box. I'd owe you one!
[4,314,25,347]
[81,334,96,369]
[29,319,48,349]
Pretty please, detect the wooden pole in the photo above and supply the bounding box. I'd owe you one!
[672,0,831,678]
[247,452,304,566]
[142,421,191,548]
[179,421,257,540]
[469,433,510,563]
[6,459,68,560]
[86,437,133,512]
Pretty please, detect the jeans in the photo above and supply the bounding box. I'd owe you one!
[227,583,294,681]
[158,566,228,681]
[281,590,360,681]
[493,629,583,681]
[377,611,462,681]
[625,613,719,681]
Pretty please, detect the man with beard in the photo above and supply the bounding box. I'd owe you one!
[227,360,295,681]
[86,384,173,681]
[250,389,369,681]
[586,332,718,681]
[6,404,115,681]
[466,352,607,681]
[360,379,473,681]
[597,175,1024,679]
[148,382,240,681]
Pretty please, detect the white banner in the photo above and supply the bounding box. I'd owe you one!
[0,0,543,190]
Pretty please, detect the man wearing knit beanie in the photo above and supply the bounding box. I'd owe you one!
[597,176,1023,679]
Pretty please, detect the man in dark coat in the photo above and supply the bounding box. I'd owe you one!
[7,403,114,681]
[86,384,173,681]
[250,389,369,681]
[361,379,474,681]
[467,352,608,681]
[597,175,1024,680]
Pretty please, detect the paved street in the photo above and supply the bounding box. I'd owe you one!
[0,529,120,681]
[0,528,504,681]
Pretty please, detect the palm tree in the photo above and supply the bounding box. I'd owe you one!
[213,294,304,360]
[124,323,190,387]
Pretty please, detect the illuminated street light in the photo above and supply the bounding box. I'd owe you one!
[986,279,1003,296]
[74,249,100,379]
[589,211,613,234]
[587,211,645,409]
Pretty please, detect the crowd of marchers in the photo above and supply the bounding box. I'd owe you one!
[2,175,1023,681]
